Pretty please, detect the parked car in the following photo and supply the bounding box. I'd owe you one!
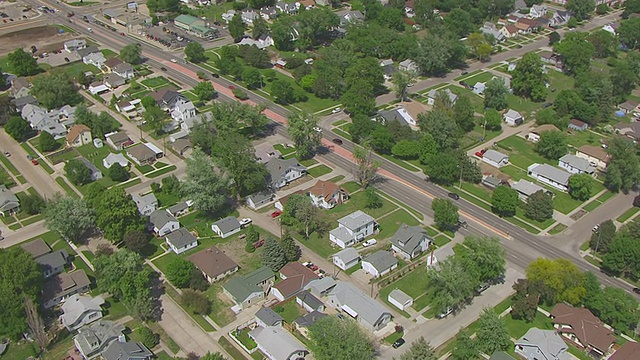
[313,126,322,133]
[475,283,490,294]
[271,210,282,218]
[392,338,406,349]
[457,220,468,228]
[332,138,343,145]
[460,71,468,75]
[331,107,341,114]
[448,192,460,200]
[362,239,377,247]
[211,73,220,78]
[437,307,453,319]
[239,218,252,227]
[170,58,177,63]
[592,224,600,233]
[160,67,167,71]
[26,155,33,160]
[475,149,486,157]
[253,239,265,248]
[31,159,39,166]
[633,288,640,294]
[543,102,553,108]
[3,151,9,157]
[64,57,70,62]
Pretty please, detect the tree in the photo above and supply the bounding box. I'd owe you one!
[185,42,207,63]
[492,185,518,217]
[43,195,94,242]
[193,81,217,101]
[287,112,322,159]
[167,258,197,288]
[450,329,479,360]
[567,0,595,19]
[8,48,39,76]
[484,77,509,110]
[139,326,159,350]
[391,140,421,160]
[189,267,209,291]
[108,163,130,182]
[262,237,287,272]
[353,143,380,188]
[549,31,561,45]
[526,258,585,305]
[94,187,146,243]
[65,159,92,185]
[245,226,259,253]
[229,14,247,43]
[460,236,507,284]
[181,149,228,214]
[525,190,554,222]
[604,137,640,193]
[511,52,548,101]
[280,232,301,262]
[200,352,226,360]
[392,71,414,101]
[123,230,149,254]
[21,193,44,215]
[432,198,459,230]
[31,73,80,110]
[590,219,616,253]
[181,289,211,315]
[24,296,49,353]
[587,30,618,58]
[242,68,263,89]
[483,109,502,131]
[38,131,59,152]
[554,32,595,75]
[146,0,180,12]
[412,33,467,76]
[162,175,181,195]
[308,316,375,360]
[120,43,142,64]
[511,279,543,322]
[619,18,640,49]
[5,116,32,141]
[535,131,567,160]
[453,95,476,133]
[272,79,299,104]
[568,173,593,201]
[399,337,436,360]
[476,308,511,354]
[364,187,383,209]
[424,151,459,185]
[467,32,492,61]
[272,16,296,51]
[341,81,376,117]
[252,17,269,39]
[426,257,477,314]
[418,110,459,150]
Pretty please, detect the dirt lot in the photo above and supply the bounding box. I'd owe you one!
[0,25,77,55]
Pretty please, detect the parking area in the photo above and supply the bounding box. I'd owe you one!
[0,3,39,25]
[36,49,80,67]
[141,22,224,49]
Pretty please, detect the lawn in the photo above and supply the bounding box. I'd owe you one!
[583,200,602,212]
[617,207,640,223]
[549,223,568,235]
[147,165,177,178]
[496,135,552,169]
[273,144,296,156]
[376,209,421,240]
[328,175,345,183]
[326,191,398,223]
[433,235,451,247]
[206,284,237,327]
[566,129,607,149]
[502,311,553,339]
[546,70,576,103]
[307,164,333,178]
[384,331,404,345]
[0,153,20,176]
[459,71,494,86]
[443,85,485,113]
[273,300,303,323]
[293,230,339,258]
[379,267,430,299]
[141,76,172,89]
[233,328,257,350]
[219,336,247,360]
[103,297,129,320]
[341,181,361,193]
[55,177,79,197]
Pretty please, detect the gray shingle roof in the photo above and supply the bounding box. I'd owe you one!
[165,228,197,248]
[248,326,308,360]
[266,158,307,187]
[328,281,391,328]
[35,250,68,271]
[512,180,545,197]
[483,149,508,164]
[337,210,375,230]
[559,154,595,173]
[389,289,413,304]
[167,201,189,214]
[149,209,177,228]
[391,224,431,255]
[255,307,284,326]
[20,238,51,258]
[515,328,567,360]
[132,193,157,213]
[102,341,152,360]
[212,216,240,233]
[294,310,327,328]
[333,247,361,264]
[528,163,571,185]
[362,250,398,273]
[296,290,323,310]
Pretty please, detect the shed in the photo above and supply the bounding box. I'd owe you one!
[388,289,413,311]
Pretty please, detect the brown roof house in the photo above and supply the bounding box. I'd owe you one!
[308,180,349,209]
[105,132,132,150]
[43,270,91,309]
[126,143,157,166]
[66,124,93,148]
[189,246,239,283]
[526,124,559,143]
[568,119,588,131]
[275,189,306,211]
[271,262,319,302]
[618,99,639,115]
[515,18,538,34]
[550,303,617,357]
[609,341,640,360]
[575,145,610,171]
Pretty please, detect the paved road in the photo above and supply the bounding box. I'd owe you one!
[0,221,47,248]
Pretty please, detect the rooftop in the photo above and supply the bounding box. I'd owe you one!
[329,281,391,327]
[255,307,284,326]
[338,210,375,230]
[212,216,240,233]
[20,238,51,258]
[551,303,616,353]
[362,250,398,272]
[249,326,308,360]
[166,228,197,248]
[333,247,361,264]
[188,246,239,280]
[528,163,571,185]
[149,209,177,228]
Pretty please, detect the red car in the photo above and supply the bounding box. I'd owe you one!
[229,85,235,90]
[253,239,265,248]
[475,149,487,158]
[31,159,39,165]
[120,32,126,36]
[271,210,282,218]
[310,265,319,271]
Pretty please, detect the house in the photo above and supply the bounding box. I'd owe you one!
[576,145,609,171]
[165,228,198,255]
[603,22,619,35]
[73,320,126,360]
[149,209,179,236]
[36,250,68,278]
[0,185,19,216]
[266,158,307,190]
[551,11,571,27]
[482,149,509,168]
[171,138,192,155]
[12,95,39,112]
[21,104,67,138]
[211,216,242,238]
[540,51,560,65]
[167,201,191,217]
[223,267,275,309]
[526,124,559,143]
[102,153,129,170]
[180,110,212,133]
[380,59,396,79]
[241,10,260,24]
[303,277,337,298]
[254,143,282,164]
[332,247,361,271]
[274,189,306,212]
[221,9,237,23]
[103,58,123,73]
[60,294,105,331]
[512,180,547,201]
[272,262,319,302]
[329,210,377,249]
[11,77,31,99]
[247,191,275,210]
[255,307,284,328]
[309,180,349,209]
[390,224,432,260]
[21,238,52,258]
[480,22,505,42]
[83,51,107,68]
[568,119,588,131]
[43,270,91,309]
[64,39,87,52]
[550,303,616,357]
[188,246,239,283]
[388,289,413,311]
[104,73,125,89]
[105,132,132,150]
[296,290,325,313]
[113,62,135,80]
[482,175,503,189]
[102,341,152,360]
[131,193,158,216]
[294,311,327,338]
[298,0,315,9]
[126,144,157,166]
[618,100,639,115]
[341,10,365,25]
[150,88,186,111]
[170,99,197,123]
[249,326,309,360]
[473,82,486,95]
[276,1,299,14]
[399,59,419,73]
[515,18,538,34]
[500,25,519,39]
[327,281,392,332]
[65,124,92,148]
[614,122,640,141]
[375,108,415,127]
[427,89,458,106]
[362,250,398,278]
[529,4,547,18]
[515,328,568,360]
[503,109,524,126]
[260,6,278,20]
[528,163,571,192]
[559,154,596,176]
[238,35,274,49]
[80,158,103,181]
[609,341,640,360]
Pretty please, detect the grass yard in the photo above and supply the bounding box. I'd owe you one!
[206,284,238,327]
[328,175,345,183]
[549,223,568,235]
[379,267,430,299]
[141,76,172,89]
[293,230,339,258]
[444,85,485,113]
[376,209,421,240]
[326,191,398,223]
[219,336,248,360]
[460,122,503,150]
[566,129,607,149]
[273,301,303,323]
[546,70,576,102]
[433,235,451,247]
[55,177,79,197]
[307,164,333,178]
[503,311,553,339]
[583,200,603,212]
[0,153,20,176]
[146,165,177,178]
[233,328,257,350]
[341,181,361,193]
[459,71,494,86]
[617,207,640,223]
[384,331,404,345]
[496,135,552,169]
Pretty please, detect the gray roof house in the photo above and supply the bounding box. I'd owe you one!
[255,307,285,328]
[12,95,38,112]
[247,191,275,210]
[329,210,377,249]
[294,311,327,338]
[427,89,458,106]
[296,290,325,312]
[21,103,67,139]
[223,267,275,309]
[211,216,242,238]
[390,224,433,260]
[132,193,158,216]
[149,209,179,236]
[504,109,524,126]
[64,39,87,52]
[104,73,125,89]
[165,228,198,255]
[249,326,309,360]
[332,247,361,271]
[511,179,547,201]
[79,158,103,181]
[60,294,105,331]
[126,144,157,166]
[303,277,337,298]
[399,59,419,73]
[266,158,307,190]
[11,77,31,98]
[36,249,69,278]
[254,143,282,164]
[105,132,132,150]
[0,185,19,216]
[167,201,190,217]
[388,289,413,311]
[21,238,52,258]
[327,281,392,332]
[568,119,588,131]
[362,250,398,278]
[482,149,509,168]
[515,328,569,360]
[73,320,126,360]
[558,154,595,176]
[528,163,571,192]
[102,341,152,360]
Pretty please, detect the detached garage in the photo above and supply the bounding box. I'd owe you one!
[388,289,413,311]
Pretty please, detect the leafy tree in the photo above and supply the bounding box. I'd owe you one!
[21,193,44,215]
[0,248,43,340]
[602,232,640,278]
[308,316,375,360]
[31,73,80,109]
[345,57,385,93]
[418,110,459,150]
[575,70,614,124]
[526,258,585,305]
[460,236,506,285]
[167,258,197,288]
[491,185,518,217]
[587,30,618,58]
[476,308,511,354]
[181,149,228,214]
[193,81,217,101]
[399,337,436,360]
[200,352,226,360]
[38,131,59,152]
[262,237,287,272]
[370,127,395,154]
[272,79,300,104]
[450,329,479,360]
[229,13,247,42]
[554,32,595,75]
[619,18,640,49]
[162,175,181,195]
[595,286,640,332]
[549,31,561,45]
[146,0,180,12]
[271,16,296,51]
[120,43,142,64]
[511,278,543,322]
[484,77,509,110]
[24,296,48,353]
[138,326,159,350]
[94,187,146,243]
[483,109,502,131]
[525,190,554,222]
[453,95,476,133]
[392,71,414,101]
[181,289,211,315]
[95,243,114,257]
[189,267,209,291]
[391,140,421,160]
[568,173,593,201]
[624,0,640,18]
[604,137,640,192]
[535,131,567,160]
[432,198,459,230]
[65,159,92,185]
[5,116,32,141]
[567,0,595,19]
[426,257,477,314]
[242,68,263,89]
[589,219,616,253]
[287,112,322,159]
[424,151,459,185]
[245,226,259,253]
[238,45,271,69]
[364,187,383,209]
[84,182,107,206]
[108,163,130,182]
[252,17,269,39]
[123,230,150,254]
[596,3,609,14]
[8,48,39,76]
[467,32,492,61]
[353,143,380,188]
[281,232,301,262]
[611,54,640,102]
[511,52,548,102]
[412,32,467,76]
[341,81,376,117]
[185,42,207,63]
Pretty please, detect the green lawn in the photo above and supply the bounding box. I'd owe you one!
[376,209,421,240]
[328,175,345,183]
[566,130,607,149]
[384,331,404,345]
[444,85,485,113]
[233,328,257,350]
[206,284,237,327]
[459,71,494,86]
[146,165,177,178]
[219,336,247,360]
[379,267,430,299]
[433,235,451,247]
[341,181,361,193]
[307,164,333,178]
[549,223,567,235]
[503,311,553,339]
[0,153,20,176]
[273,144,296,156]
[141,76,172,89]
[496,135,552,169]
[326,191,397,223]
[273,301,303,323]
[55,177,79,197]
[293,230,338,258]
[617,207,640,223]
[583,200,603,212]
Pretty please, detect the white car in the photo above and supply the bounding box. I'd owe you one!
[170,58,178,63]
[239,218,252,227]
[362,239,377,247]
[592,224,600,233]
[87,28,93,32]
[313,126,322,133]
[331,107,341,114]
[437,307,453,319]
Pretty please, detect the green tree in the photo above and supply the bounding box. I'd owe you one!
[262,237,287,272]
[138,326,159,350]
[554,32,595,75]
[549,31,561,45]
[308,316,375,360]
[43,195,94,242]
[587,30,618,58]
[364,187,383,209]
[491,185,518,217]
[476,308,511,354]
[589,219,616,253]
[281,232,301,262]
[181,149,228,214]
[604,137,640,192]
[424,151,459,185]
[7,48,39,76]
[146,0,180,12]
[353,143,380,188]
[567,0,596,19]
[241,68,263,89]
[193,81,217,101]
[120,43,142,64]
[184,41,207,63]
[21,193,44,215]
[271,79,299,104]
[568,173,593,201]
[341,81,376,117]
[5,116,32,141]
[412,33,467,76]
[453,95,476,133]
[189,267,209,291]
[602,233,640,278]
[181,289,211,315]
[252,17,269,39]
[432,198,459,230]
[123,230,149,254]
[399,337,436,360]
[536,130,567,160]
[511,52,548,101]
[619,18,640,49]
[525,190,554,222]
[483,109,502,131]
[484,77,509,110]
[460,236,507,284]
[245,225,259,253]
[229,13,247,42]
[31,72,80,110]
[65,159,92,185]
[108,163,130,182]
[287,112,322,159]
[392,71,414,101]
[526,258,585,305]
[467,32,492,61]
[391,140,422,160]
[450,329,479,360]
[38,131,59,152]
[272,16,295,51]
[511,278,542,322]
[200,352,226,360]
[418,110,459,150]
[167,258,197,288]
[426,257,477,314]
[94,187,146,243]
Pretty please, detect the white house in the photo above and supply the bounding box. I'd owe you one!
[102,153,129,169]
[170,99,197,123]
[329,211,377,249]
[249,326,309,360]
[473,82,486,95]
[427,89,458,106]
[112,62,135,80]
[308,180,349,209]
[238,34,274,49]
[576,145,609,171]
[390,224,432,260]
[558,154,595,176]
[88,82,109,95]
[511,180,547,201]
[132,193,158,216]
[332,247,361,271]
[241,10,259,24]
[388,289,413,311]
[211,216,242,238]
[66,124,93,148]
[165,228,198,254]
[327,281,392,332]
[83,52,106,68]
[481,149,509,168]
[361,250,398,278]
[526,124,559,143]
[60,294,105,331]
[398,59,419,73]
[527,163,570,192]
[149,209,179,236]
[529,4,547,18]
[64,39,87,53]
[266,158,307,190]
[503,109,524,126]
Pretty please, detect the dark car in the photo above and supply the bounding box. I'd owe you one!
[332,138,343,145]
[211,73,220,78]
[515,44,523,48]
[543,102,553,108]
[448,192,460,200]
[64,57,70,62]
[460,71,468,75]
[633,287,640,294]
[392,338,406,349]
[160,67,167,71]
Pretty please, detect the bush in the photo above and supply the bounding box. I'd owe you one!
[232,88,249,100]
[108,163,130,182]
[181,289,211,315]
[138,326,159,349]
